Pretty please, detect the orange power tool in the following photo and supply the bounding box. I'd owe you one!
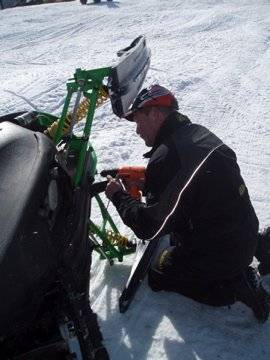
[100,166,146,200]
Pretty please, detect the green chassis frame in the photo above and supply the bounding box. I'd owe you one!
[38,67,135,264]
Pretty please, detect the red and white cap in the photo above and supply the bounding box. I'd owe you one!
[124,84,179,121]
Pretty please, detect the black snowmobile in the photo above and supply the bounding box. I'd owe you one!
[0,36,150,359]
[0,115,108,359]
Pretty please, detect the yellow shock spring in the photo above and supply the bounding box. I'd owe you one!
[106,230,134,248]
[45,86,109,138]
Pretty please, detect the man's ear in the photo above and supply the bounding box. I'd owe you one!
[150,107,162,121]
[153,107,166,125]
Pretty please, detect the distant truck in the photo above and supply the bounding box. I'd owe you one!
[80,0,113,4]
[0,0,73,9]
[0,0,18,9]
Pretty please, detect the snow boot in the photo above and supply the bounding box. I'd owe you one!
[256,227,270,275]
[234,266,270,323]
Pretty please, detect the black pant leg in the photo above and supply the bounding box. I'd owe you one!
[148,246,235,306]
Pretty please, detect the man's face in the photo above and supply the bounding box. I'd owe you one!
[134,108,161,147]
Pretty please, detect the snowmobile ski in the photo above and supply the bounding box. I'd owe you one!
[119,238,161,313]
[108,35,151,118]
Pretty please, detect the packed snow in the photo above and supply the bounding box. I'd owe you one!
[0,0,270,359]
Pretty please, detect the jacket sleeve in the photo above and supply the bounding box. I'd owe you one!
[111,141,186,240]
[111,191,158,239]
[111,172,188,240]
[144,142,179,205]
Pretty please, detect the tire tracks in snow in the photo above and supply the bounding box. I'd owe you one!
[1,14,106,65]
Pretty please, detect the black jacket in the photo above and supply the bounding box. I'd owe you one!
[112,112,259,280]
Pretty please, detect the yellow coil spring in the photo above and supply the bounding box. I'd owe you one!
[45,86,109,138]
[106,230,133,248]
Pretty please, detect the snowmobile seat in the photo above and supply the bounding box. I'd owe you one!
[0,121,61,336]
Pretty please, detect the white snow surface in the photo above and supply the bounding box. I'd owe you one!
[1,0,270,359]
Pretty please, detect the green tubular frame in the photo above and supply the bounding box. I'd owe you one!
[53,67,110,185]
[41,67,135,263]
[89,195,135,263]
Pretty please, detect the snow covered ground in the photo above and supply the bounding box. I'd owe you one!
[1,0,270,359]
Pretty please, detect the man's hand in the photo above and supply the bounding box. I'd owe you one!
[105,176,125,200]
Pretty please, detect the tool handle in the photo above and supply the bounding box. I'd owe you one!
[89,180,108,197]
[100,169,118,178]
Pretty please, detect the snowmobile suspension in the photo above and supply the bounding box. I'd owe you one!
[44,85,109,139]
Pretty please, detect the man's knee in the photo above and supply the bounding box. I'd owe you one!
[148,246,178,292]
